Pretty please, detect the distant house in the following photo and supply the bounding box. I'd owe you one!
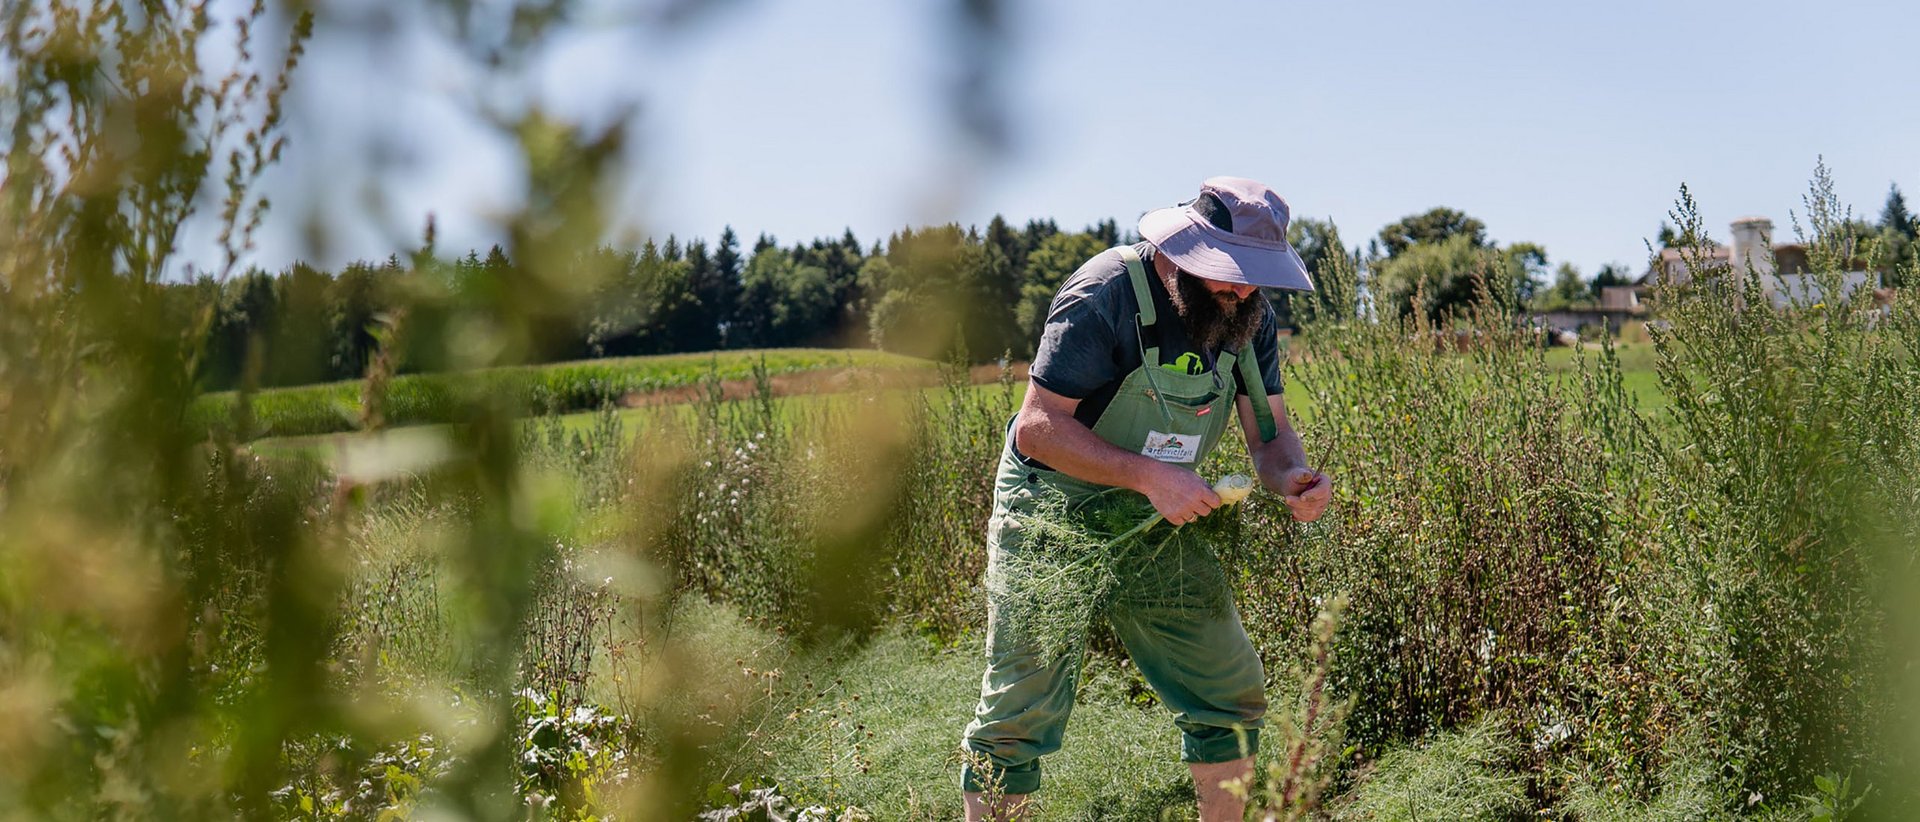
[1619,216,1879,310]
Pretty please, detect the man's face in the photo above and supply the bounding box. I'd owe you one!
[1169,268,1265,351]
[1197,277,1258,309]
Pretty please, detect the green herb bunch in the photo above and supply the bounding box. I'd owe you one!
[990,476,1254,660]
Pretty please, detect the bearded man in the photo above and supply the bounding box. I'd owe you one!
[960,177,1334,821]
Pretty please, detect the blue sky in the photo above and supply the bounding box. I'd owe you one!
[238,0,1920,281]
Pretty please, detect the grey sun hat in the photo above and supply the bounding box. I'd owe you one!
[1137,176,1316,292]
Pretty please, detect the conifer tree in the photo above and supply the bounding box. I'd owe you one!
[715,226,743,280]
[1090,218,1119,247]
[1880,184,1917,287]
[1882,184,1916,238]
[986,214,1026,274]
[681,239,721,351]
[483,245,512,271]
[1024,218,1060,251]
[706,227,744,347]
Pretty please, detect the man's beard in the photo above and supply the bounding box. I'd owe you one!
[1169,271,1265,351]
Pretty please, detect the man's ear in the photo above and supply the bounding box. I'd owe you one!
[1150,249,1177,282]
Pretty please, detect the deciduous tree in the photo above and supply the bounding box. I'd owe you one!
[1378,207,1487,257]
[1014,231,1106,357]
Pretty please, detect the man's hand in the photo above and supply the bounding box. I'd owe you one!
[1281,467,1332,523]
[1136,461,1222,526]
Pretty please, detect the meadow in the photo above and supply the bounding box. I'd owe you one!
[248,339,1664,467]
[87,213,1895,820]
[12,242,1915,820]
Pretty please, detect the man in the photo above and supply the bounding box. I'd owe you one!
[960,177,1333,821]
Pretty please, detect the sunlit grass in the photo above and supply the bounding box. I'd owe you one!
[249,341,1669,464]
[195,348,937,439]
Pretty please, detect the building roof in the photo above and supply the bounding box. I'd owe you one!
[1639,246,1729,285]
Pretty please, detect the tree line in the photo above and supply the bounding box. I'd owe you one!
[177,219,1069,390]
[177,189,1920,392]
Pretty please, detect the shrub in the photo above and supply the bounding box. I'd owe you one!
[1228,252,1627,760]
[1623,173,1920,799]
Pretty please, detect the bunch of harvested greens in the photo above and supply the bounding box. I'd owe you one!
[989,475,1257,659]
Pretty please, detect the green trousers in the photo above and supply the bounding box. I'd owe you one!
[959,439,1267,795]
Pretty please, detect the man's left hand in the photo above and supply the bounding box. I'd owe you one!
[1280,467,1332,523]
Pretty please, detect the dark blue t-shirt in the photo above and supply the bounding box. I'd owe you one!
[1029,242,1284,430]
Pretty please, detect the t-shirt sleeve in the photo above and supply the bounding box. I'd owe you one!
[1029,276,1125,400]
[1236,300,1285,398]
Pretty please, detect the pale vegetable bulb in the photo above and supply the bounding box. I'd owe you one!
[1213,474,1254,505]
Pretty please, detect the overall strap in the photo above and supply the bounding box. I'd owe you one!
[1116,244,1175,425]
[1237,341,1278,443]
[1116,245,1161,369]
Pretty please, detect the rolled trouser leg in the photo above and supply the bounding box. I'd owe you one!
[959,642,1078,795]
[960,484,1084,796]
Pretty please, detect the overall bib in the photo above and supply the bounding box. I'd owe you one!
[961,246,1277,795]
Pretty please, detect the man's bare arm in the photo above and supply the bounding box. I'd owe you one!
[1014,382,1221,524]
[1236,392,1331,522]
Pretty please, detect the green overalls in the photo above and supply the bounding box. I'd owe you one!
[961,246,1278,795]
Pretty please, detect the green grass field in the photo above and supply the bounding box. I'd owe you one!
[250,342,1670,464]
[198,347,937,439]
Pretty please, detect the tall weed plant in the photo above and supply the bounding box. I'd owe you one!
[1233,246,1626,762]
[1223,170,1916,811]
[656,354,1014,638]
[1635,168,1919,802]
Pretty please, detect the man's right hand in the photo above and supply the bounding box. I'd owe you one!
[1135,461,1222,526]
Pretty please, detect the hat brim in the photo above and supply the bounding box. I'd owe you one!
[1138,206,1316,292]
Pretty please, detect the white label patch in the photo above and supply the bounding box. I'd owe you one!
[1141,430,1201,463]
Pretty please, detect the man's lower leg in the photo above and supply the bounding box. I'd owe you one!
[963,791,1032,821]
[1190,756,1254,822]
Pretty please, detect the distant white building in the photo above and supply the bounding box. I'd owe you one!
[1612,216,1879,310]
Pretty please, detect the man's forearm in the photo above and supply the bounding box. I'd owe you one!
[1252,423,1312,492]
[1014,407,1166,493]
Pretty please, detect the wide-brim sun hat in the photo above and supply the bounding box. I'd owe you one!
[1137,176,1316,291]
